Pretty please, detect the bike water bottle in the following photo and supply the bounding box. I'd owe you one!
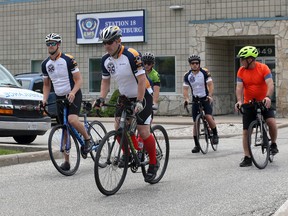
[137,136,144,150]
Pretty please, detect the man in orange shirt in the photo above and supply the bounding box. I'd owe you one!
[235,46,278,167]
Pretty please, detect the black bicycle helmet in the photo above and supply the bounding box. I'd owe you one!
[142,52,155,63]
[188,55,201,63]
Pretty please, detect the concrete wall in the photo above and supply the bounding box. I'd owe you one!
[1,0,288,116]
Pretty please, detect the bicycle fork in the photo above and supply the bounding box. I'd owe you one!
[60,127,71,158]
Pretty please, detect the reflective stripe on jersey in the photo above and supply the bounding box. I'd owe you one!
[102,45,153,98]
[42,52,80,96]
[183,68,212,98]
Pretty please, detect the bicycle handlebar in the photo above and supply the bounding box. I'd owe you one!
[237,99,267,115]
[39,98,92,117]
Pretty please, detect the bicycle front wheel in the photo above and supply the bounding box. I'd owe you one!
[248,120,269,169]
[94,130,128,196]
[88,120,107,161]
[48,125,80,176]
[141,125,170,184]
[195,115,209,154]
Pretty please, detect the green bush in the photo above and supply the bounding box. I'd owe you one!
[88,89,120,117]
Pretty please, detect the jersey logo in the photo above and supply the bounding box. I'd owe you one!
[47,64,55,73]
[189,74,195,83]
[107,62,115,74]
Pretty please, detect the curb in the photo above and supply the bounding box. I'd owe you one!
[274,200,288,216]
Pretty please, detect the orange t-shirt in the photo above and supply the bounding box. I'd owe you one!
[237,62,271,103]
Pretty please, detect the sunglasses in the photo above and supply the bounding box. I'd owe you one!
[190,62,199,65]
[144,62,153,66]
[46,42,58,47]
[103,40,115,45]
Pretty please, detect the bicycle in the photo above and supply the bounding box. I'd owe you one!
[41,98,107,176]
[94,96,170,196]
[238,99,275,169]
[185,97,217,154]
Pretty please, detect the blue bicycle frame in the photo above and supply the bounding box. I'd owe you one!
[60,103,98,153]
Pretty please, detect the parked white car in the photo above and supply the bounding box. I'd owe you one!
[0,64,51,144]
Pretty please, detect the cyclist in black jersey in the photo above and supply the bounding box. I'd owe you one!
[183,54,219,153]
[142,52,161,114]
[93,26,158,183]
[42,33,93,170]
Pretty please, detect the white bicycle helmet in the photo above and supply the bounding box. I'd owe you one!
[142,52,155,63]
[45,33,62,43]
[99,26,122,42]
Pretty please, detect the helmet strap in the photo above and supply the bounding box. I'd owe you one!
[245,58,255,69]
[111,44,121,58]
[49,45,60,59]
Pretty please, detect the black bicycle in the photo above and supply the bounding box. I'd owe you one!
[94,96,170,196]
[185,98,217,154]
[41,99,107,176]
[238,99,275,169]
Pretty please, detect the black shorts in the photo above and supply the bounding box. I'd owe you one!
[242,104,275,130]
[192,97,213,121]
[56,90,82,124]
[115,92,153,125]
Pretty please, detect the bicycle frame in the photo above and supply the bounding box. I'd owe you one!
[58,100,98,154]
[194,100,212,138]
[114,106,144,166]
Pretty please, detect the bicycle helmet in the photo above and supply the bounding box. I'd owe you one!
[99,26,122,42]
[188,55,201,63]
[45,33,62,43]
[142,52,155,63]
[237,46,258,58]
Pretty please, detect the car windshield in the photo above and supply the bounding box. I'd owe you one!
[17,79,31,89]
[0,64,21,87]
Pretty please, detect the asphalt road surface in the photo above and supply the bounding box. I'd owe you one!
[1,124,288,216]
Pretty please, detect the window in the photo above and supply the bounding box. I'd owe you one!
[154,56,175,92]
[89,58,102,92]
[31,60,42,72]
[88,56,176,93]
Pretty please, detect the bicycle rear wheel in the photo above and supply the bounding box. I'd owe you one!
[248,120,269,169]
[195,115,209,154]
[94,130,128,196]
[48,125,80,176]
[141,125,170,184]
[88,120,107,161]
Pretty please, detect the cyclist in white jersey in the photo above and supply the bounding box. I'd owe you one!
[93,26,158,182]
[183,54,219,153]
[42,33,93,171]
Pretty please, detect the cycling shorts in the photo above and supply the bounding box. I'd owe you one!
[56,90,82,124]
[115,92,153,125]
[192,97,213,121]
[242,104,275,130]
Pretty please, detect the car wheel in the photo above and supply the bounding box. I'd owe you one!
[13,135,37,144]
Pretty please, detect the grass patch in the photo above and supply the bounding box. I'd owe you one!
[0,148,23,155]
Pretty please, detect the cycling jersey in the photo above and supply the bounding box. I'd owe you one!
[101,45,153,98]
[183,68,212,98]
[147,68,161,87]
[237,62,272,103]
[42,52,80,96]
